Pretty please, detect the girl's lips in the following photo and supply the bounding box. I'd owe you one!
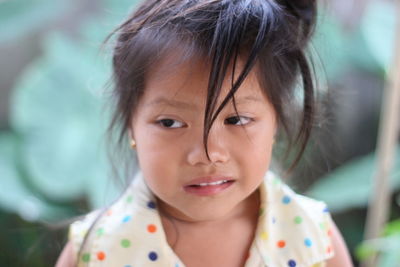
[184,176,235,187]
[183,177,235,196]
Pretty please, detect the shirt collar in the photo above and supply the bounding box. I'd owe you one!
[125,171,333,267]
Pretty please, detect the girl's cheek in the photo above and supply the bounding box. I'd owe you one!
[136,132,189,158]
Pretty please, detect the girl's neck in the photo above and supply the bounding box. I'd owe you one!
[159,189,261,267]
[158,189,261,228]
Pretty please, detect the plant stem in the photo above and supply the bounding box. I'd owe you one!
[361,1,400,267]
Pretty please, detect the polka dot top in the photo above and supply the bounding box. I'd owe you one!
[69,171,334,267]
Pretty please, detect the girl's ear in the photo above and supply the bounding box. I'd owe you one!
[128,128,137,149]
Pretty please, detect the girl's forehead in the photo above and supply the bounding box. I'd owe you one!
[144,55,263,103]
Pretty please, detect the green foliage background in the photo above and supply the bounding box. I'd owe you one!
[0,0,399,266]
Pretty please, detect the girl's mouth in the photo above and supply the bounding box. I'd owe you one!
[184,179,235,196]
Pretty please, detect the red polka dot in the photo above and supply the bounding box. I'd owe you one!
[327,246,332,254]
[277,240,286,248]
[147,224,157,233]
[106,210,112,216]
[97,251,106,261]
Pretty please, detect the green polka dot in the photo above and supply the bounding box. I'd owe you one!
[320,222,326,230]
[121,239,131,248]
[294,216,303,224]
[272,177,280,185]
[81,253,90,262]
[96,228,104,236]
[259,207,264,216]
[126,195,133,203]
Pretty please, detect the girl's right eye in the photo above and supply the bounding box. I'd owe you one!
[156,119,185,129]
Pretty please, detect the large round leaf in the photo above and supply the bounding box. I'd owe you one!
[9,32,121,207]
[0,132,77,221]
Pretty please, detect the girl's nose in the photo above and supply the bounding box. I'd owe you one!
[186,127,230,166]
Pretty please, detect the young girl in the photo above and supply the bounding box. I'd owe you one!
[57,0,353,266]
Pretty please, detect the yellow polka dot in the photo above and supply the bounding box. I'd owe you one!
[79,230,87,238]
[261,231,268,240]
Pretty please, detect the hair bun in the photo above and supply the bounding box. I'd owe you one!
[279,0,316,21]
[292,0,314,9]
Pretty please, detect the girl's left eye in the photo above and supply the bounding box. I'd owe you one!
[224,116,252,126]
[156,119,185,128]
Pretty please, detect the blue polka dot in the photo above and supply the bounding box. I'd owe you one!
[288,259,297,267]
[282,195,291,204]
[304,238,312,247]
[175,264,179,267]
[124,265,132,267]
[147,201,157,209]
[323,206,329,212]
[122,215,132,223]
[148,251,158,261]
[272,217,276,224]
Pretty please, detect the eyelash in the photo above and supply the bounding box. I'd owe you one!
[156,115,253,129]
[224,115,253,126]
[156,119,185,129]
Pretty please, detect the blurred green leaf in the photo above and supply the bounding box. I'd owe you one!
[383,219,400,236]
[361,1,396,73]
[9,31,121,210]
[312,13,350,81]
[355,240,376,261]
[345,28,383,75]
[0,131,77,221]
[0,0,69,43]
[1,0,140,223]
[356,233,400,266]
[306,147,400,212]
[312,12,380,81]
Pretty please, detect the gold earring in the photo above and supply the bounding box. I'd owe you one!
[130,139,136,149]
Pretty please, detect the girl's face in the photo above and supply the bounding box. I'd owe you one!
[131,56,277,222]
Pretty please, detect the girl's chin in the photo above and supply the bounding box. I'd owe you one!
[184,212,230,223]
[160,204,237,223]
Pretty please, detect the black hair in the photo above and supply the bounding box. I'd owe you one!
[108,0,317,171]
[76,0,318,265]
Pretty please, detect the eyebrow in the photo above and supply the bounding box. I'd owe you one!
[147,97,198,110]
[235,95,263,104]
[146,95,263,110]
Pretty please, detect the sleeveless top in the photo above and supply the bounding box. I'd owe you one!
[69,171,334,267]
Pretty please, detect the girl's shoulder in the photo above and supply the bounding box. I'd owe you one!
[68,173,162,266]
[254,172,335,266]
[264,171,332,223]
[68,209,105,264]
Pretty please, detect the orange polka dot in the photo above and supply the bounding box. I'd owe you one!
[97,251,106,261]
[277,240,286,248]
[147,224,157,233]
[327,229,333,236]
